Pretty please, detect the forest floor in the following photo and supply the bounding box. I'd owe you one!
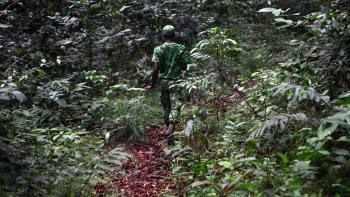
[100,127,174,197]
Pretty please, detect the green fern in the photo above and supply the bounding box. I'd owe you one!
[273,83,331,107]
[249,113,308,139]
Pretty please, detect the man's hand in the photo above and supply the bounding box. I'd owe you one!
[145,85,154,91]
[145,62,160,91]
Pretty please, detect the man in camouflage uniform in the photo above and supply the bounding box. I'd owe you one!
[145,25,189,145]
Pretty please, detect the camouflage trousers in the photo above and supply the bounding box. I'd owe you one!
[159,80,184,126]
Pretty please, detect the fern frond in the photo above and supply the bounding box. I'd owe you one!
[95,148,132,173]
[136,57,152,69]
[190,52,213,61]
[249,113,308,139]
[273,83,331,107]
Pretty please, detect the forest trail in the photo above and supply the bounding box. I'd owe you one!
[115,127,173,196]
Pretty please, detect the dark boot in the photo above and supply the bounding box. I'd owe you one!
[166,134,175,145]
[167,124,175,145]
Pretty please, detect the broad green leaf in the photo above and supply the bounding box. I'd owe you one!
[56,39,72,46]
[274,17,293,25]
[277,152,289,164]
[193,163,208,173]
[337,136,350,142]
[218,161,234,170]
[318,150,330,155]
[128,87,146,91]
[339,92,350,99]
[53,134,62,141]
[258,8,278,13]
[191,180,210,187]
[240,182,256,192]
[119,5,131,13]
[0,23,13,28]
[318,122,337,139]
[258,8,283,16]
[334,149,350,156]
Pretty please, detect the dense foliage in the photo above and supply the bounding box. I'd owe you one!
[1,0,349,196]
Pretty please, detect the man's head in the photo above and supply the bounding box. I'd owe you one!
[162,25,175,40]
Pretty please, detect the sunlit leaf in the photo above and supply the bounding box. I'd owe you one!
[218,161,234,170]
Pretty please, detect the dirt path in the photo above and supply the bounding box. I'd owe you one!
[116,127,173,196]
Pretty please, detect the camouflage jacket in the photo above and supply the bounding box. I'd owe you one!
[152,42,190,80]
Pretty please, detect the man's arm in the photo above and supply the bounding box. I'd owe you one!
[180,48,190,71]
[146,46,161,90]
[145,62,160,90]
[150,62,160,87]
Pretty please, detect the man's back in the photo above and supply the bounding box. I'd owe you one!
[152,42,187,80]
[146,25,188,145]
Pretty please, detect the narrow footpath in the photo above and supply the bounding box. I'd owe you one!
[116,127,173,196]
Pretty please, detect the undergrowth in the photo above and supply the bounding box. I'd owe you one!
[1,0,349,196]
[164,2,350,196]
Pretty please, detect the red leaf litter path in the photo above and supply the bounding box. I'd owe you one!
[110,127,174,196]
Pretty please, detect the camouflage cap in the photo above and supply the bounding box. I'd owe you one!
[162,25,175,36]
